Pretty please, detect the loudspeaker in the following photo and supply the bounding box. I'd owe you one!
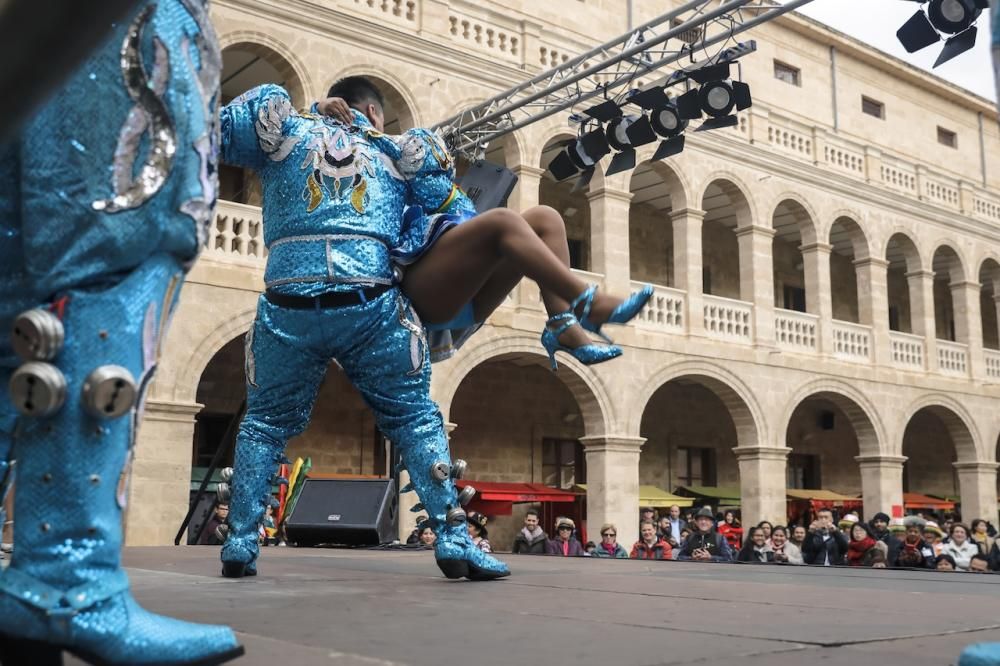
[285,478,398,546]
[458,159,518,212]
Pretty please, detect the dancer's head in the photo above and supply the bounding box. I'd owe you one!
[327,76,385,131]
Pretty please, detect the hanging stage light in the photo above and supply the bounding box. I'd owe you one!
[675,62,751,132]
[604,113,658,176]
[545,126,611,184]
[896,0,988,67]
[627,86,688,162]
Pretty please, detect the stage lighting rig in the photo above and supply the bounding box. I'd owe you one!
[896,0,989,67]
[626,86,688,162]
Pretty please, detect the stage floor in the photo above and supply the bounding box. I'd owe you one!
[67,546,1000,665]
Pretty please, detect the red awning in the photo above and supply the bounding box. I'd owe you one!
[455,480,579,503]
[903,492,956,510]
[454,480,581,516]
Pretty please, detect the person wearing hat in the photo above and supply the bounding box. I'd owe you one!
[869,511,902,567]
[466,512,493,553]
[896,515,933,568]
[837,513,860,535]
[923,520,945,558]
[676,507,734,562]
[546,517,585,557]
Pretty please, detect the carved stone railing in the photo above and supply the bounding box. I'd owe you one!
[831,320,871,362]
[766,117,812,162]
[774,308,818,352]
[924,177,960,209]
[703,294,753,343]
[633,281,685,334]
[446,2,520,64]
[985,349,1000,380]
[937,339,969,377]
[879,156,918,196]
[822,136,865,179]
[889,331,925,370]
[209,200,267,264]
[350,0,417,27]
[974,195,1000,224]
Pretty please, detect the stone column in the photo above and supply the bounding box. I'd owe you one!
[670,207,706,336]
[954,462,999,527]
[951,280,983,378]
[580,435,645,548]
[508,165,543,213]
[906,269,937,371]
[587,188,634,295]
[125,400,202,546]
[733,446,789,529]
[397,421,459,542]
[800,242,834,354]
[735,225,776,347]
[855,257,891,366]
[855,455,906,518]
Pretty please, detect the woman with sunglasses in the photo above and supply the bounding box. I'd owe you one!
[590,523,628,558]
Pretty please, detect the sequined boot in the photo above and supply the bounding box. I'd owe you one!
[398,421,509,581]
[0,256,243,665]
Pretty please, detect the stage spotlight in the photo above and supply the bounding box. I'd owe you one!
[545,127,611,183]
[675,62,751,132]
[625,86,689,161]
[896,0,988,67]
[605,115,649,177]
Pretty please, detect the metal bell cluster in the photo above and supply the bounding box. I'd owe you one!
[8,308,137,420]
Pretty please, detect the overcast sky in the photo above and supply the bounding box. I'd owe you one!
[782,0,995,101]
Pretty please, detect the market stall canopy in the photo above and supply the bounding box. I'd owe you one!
[575,484,693,507]
[674,485,741,505]
[454,480,580,516]
[785,489,859,502]
[903,492,956,510]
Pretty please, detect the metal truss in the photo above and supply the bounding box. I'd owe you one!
[435,0,816,160]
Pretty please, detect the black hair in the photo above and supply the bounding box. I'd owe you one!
[525,508,539,518]
[970,553,990,565]
[327,76,385,112]
[935,554,957,568]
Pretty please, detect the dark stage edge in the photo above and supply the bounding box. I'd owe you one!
[66,546,1000,665]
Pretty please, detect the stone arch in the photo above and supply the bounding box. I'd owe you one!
[829,213,872,262]
[770,194,820,245]
[534,124,583,170]
[901,395,981,462]
[781,379,885,458]
[883,230,922,273]
[628,360,765,448]
[699,172,756,229]
[931,242,969,284]
[173,307,257,404]
[630,153,692,212]
[323,64,421,132]
[979,257,1000,349]
[435,331,616,437]
[218,32,312,107]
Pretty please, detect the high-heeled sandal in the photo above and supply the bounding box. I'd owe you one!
[540,311,622,371]
[573,283,654,343]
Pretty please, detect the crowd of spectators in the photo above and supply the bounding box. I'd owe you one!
[503,504,1000,574]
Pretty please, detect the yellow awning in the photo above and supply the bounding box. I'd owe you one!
[575,484,693,507]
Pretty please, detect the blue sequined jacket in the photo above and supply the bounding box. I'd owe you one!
[219,84,475,297]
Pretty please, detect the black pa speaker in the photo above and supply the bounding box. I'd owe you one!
[285,478,398,546]
[458,159,518,211]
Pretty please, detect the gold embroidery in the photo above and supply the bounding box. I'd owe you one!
[351,178,367,214]
[306,174,324,212]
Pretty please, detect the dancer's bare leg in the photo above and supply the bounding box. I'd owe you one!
[402,207,622,341]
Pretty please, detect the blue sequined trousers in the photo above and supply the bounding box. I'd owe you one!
[0,1,241,663]
[222,291,509,580]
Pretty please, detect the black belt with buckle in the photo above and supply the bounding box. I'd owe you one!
[264,284,392,310]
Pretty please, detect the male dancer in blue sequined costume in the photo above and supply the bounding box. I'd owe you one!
[0,2,244,664]
[218,75,654,581]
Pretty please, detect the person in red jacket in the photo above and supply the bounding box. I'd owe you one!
[717,510,743,551]
[630,521,673,560]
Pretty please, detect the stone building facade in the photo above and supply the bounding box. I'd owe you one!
[126,0,1000,550]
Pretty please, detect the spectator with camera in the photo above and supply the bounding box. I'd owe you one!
[802,508,848,566]
[676,507,734,562]
[895,516,934,569]
[769,526,803,565]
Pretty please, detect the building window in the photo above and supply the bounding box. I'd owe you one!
[677,447,717,487]
[937,127,957,149]
[773,61,801,86]
[786,453,821,489]
[862,96,885,119]
[542,438,586,489]
[783,285,807,313]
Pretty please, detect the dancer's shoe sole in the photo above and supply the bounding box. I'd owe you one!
[0,634,245,666]
[436,558,509,581]
[221,561,257,578]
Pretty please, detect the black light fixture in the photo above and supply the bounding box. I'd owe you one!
[627,86,688,162]
[675,62,751,132]
[896,0,988,67]
[545,126,611,184]
[604,113,658,176]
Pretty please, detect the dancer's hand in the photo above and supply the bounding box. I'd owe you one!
[317,96,353,124]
